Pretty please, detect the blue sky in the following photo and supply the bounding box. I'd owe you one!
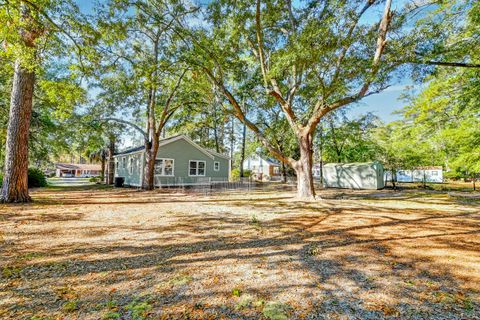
[76,0,416,124]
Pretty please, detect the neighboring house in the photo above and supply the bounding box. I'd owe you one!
[386,166,443,183]
[313,163,322,179]
[55,163,101,178]
[322,162,385,190]
[243,155,281,180]
[113,134,230,187]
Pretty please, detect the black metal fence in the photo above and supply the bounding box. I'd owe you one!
[154,176,256,194]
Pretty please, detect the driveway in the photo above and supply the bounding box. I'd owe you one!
[47,177,94,187]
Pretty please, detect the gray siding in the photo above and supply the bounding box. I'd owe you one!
[155,139,229,185]
[114,137,230,187]
[115,152,143,187]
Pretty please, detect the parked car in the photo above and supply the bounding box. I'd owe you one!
[62,173,74,178]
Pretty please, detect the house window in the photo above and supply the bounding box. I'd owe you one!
[155,158,174,176]
[129,157,136,174]
[432,171,438,176]
[214,161,220,171]
[122,157,127,169]
[189,160,206,176]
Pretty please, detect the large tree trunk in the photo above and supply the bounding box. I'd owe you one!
[0,61,35,203]
[100,150,106,182]
[294,134,315,199]
[239,115,246,178]
[281,161,287,183]
[143,139,159,190]
[106,136,115,185]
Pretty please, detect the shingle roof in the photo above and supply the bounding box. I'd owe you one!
[206,149,230,159]
[55,163,101,171]
[114,134,230,159]
[114,135,184,156]
[114,145,145,156]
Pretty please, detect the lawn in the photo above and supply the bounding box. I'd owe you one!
[0,185,479,319]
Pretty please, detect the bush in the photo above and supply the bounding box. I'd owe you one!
[28,168,47,188]
[231,168,251,181]
[0,169,47,188]
[89,176,100,183]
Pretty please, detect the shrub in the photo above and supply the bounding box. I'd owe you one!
[89,176,100,183]
[28,168,48,188]
[231,168,251,181]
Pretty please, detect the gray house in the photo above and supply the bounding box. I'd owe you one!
[114,134,230,187]
[322,162,385,190]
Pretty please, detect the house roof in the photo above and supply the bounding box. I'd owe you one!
[323,161,382,167]
[114,145,146,156]
[56,163,101,171]
[114,134,230,159]
[247,155,280,166]
[206,149,230,160]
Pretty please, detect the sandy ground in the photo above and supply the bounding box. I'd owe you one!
[0,185,479,319]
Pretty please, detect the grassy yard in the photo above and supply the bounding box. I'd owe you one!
[0,185,479,319]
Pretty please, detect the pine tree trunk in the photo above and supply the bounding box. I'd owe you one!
[294,134,315,199]
[100,151,106,182]
[0,60,35,203]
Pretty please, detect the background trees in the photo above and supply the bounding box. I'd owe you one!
[182,0,417,198]
[0,0,92,202]
[91,0,199,190]
[0,0,478,199]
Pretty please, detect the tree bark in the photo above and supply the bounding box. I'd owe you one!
[100,150,106,182]
[143,139,159,190]
[240,120,246,178]
[294,133,315,199]
[106,137,116,185]
[281,161,287,183]
[0,60,35,203]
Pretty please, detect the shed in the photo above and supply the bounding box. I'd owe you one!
[322,162,385,190]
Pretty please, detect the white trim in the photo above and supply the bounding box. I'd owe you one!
[159,135,214,160]
[154,158,175,177]
[214,161,220,171]
[129,157,134,174]
[188,160,206,177]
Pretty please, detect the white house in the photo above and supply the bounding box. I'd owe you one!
[313,163,322,179]
[243,155,281,180]
[386,166,443,183]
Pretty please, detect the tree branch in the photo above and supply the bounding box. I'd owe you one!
[203,67,296,166]
[307,0,392,133]
[100,118,147,139]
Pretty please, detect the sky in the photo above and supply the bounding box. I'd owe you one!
[75,0,418,124]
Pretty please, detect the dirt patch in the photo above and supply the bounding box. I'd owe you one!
[1,185,479,319]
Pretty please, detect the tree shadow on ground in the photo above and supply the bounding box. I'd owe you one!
[1,187,479,319]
